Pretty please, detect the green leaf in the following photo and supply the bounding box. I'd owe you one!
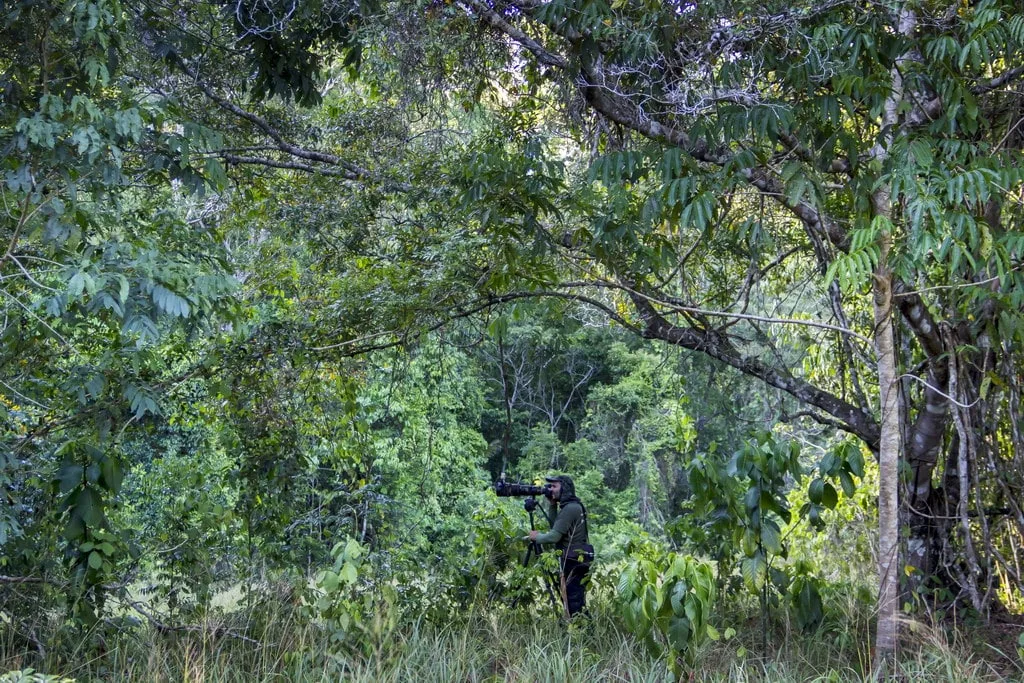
[741,553,767,589]
[88,551,103,569]
[760,520,783,555]
[58,463,84,494]
[666,616,691,652]
[68,270,87,299]
[819,452,837,476]
[741,529,757,557]
[116,274,130,303]
[808,477,824,504]
[847,448,865,478]
[152,284,191,318]
[744,486,760,513]
[909,139,933,168]
[838,470,855,497]
[100,457,123,493]
[669,579,687,615]
[321,570,339,592]
[75,487,104,527]
[821,483,839,509]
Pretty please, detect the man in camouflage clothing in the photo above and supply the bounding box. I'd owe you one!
[526,474,591,616]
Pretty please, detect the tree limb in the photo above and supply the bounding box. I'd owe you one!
[463,0,568,69]
[627,285,880,448]
[218,153,363,180]
[179,64,412,191]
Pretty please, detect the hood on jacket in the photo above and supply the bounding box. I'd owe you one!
[545,474,578,503]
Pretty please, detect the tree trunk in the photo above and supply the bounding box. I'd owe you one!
[869,5,916,669]
[872,239,901,672]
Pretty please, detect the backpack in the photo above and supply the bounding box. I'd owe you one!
[567,501,595,567]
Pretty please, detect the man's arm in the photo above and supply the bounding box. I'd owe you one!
[533,503,581,544]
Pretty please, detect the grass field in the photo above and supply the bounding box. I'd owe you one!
[3,592,1020,682]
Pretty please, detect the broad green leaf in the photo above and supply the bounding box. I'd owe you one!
[741,553,767,589]
[821,483,839,509]
[761,520,783,555]
[666,616,691,652]
[808,477,824,504]
[838,470,856,497]
[58,463,84,494]
[88,551,103,569]
[847,447,865,478]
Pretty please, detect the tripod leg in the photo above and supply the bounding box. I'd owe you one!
[559,572,570,618]
[531,543,561,612]
[515,506,559,613]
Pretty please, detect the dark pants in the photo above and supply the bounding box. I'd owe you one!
[562,558,589,616]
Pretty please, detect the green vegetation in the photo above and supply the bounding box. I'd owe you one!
[3,0,1024,679]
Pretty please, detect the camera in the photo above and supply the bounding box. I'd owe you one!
[493,477,552,498]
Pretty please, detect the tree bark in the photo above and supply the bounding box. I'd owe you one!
[872,237,901,672]
[868,4,916,669]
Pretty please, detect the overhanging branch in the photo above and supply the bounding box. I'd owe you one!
[179,63,412,192]
[309,289,643,355]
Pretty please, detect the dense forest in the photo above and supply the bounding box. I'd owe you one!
[2,0,1024,680]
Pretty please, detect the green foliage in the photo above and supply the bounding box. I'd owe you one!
[465,500,537,607]
[306,537,399,657]
[0,672,74,683]
[4,0,1024,669]
[1,0,240,618]
[682,431,867,632]
[616,544,717,675]
[788,567,825,633]
[729,432,802,588]
[116,427,238,616]
[804,439,866,528]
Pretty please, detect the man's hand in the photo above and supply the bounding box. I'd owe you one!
[522,530,539,542]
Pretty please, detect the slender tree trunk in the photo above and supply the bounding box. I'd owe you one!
[873,237,901,672]
[869,5,916,670]
[946,327,985,612]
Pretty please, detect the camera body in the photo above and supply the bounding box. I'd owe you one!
[493,477,553,499]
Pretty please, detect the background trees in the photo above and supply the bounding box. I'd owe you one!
[2,0,1024,677]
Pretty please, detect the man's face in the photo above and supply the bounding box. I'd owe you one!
[547,481,562,501]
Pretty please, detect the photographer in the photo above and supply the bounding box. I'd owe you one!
[525,474,591,617]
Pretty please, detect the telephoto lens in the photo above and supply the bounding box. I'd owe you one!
[493,479,547,497]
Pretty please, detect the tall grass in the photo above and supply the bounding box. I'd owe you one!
[2,592,1017,681]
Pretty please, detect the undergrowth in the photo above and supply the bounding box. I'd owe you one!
[1,588,1018,682]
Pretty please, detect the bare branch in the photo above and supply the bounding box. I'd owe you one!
[310,290,642,355]
[219,153,362,180]
[462,0,568,69]
[179,65,412,192]
[0,575,45,584]
[973,65,1024,95]
[561,279,873,345]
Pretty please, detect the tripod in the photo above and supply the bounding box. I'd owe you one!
[512,497,561,613]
